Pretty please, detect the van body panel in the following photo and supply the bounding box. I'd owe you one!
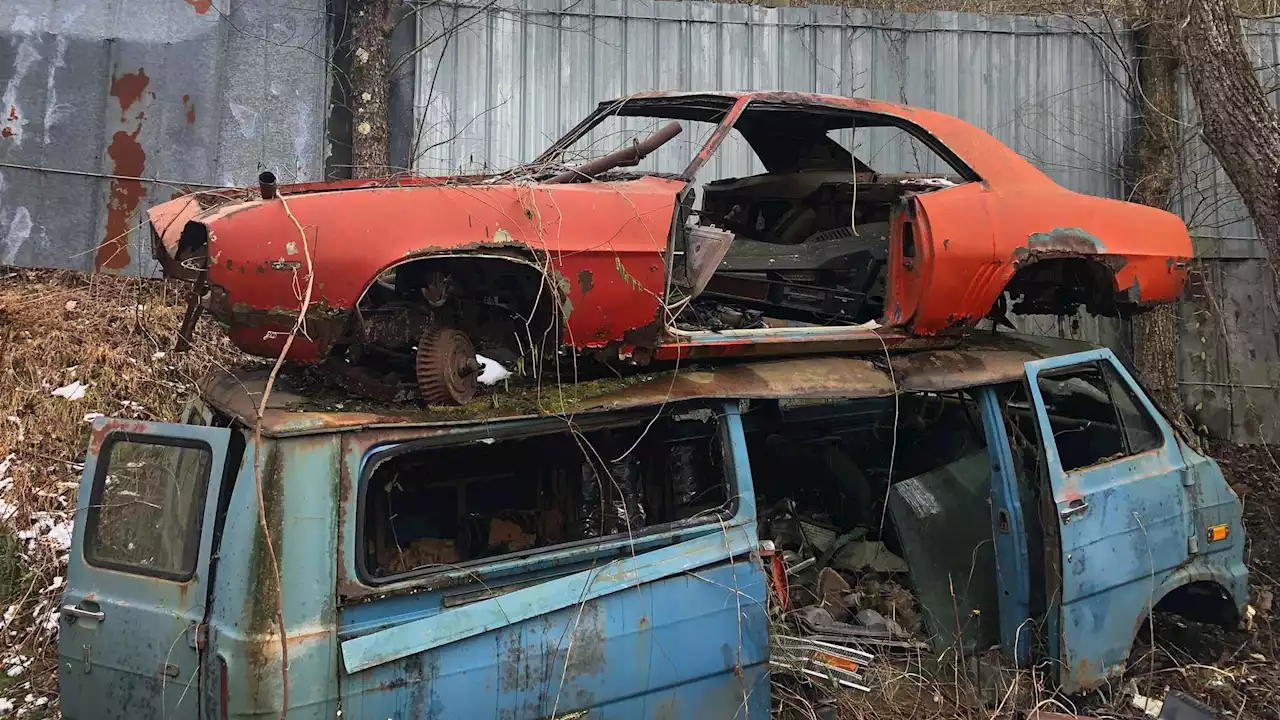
[57,345,1248,717]
[209,435,343,720]
[58,419,234,720]
[1023,349,1248,691]
[335,403,770,719]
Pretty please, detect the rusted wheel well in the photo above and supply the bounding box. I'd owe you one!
[1126,580,1240,671]
[349,252,564,366]
[1000,256,1137,318]
[1152,580,1241,628]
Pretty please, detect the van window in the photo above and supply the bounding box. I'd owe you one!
[360,409,730,581]
[85,437,212,580]
[1101,364,1163,455]
[1036,362,1163,472]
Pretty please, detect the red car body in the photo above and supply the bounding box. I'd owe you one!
[150,91,1190,387]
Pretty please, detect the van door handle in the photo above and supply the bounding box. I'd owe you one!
[61,604,105,622]
[1059,499,1088,520]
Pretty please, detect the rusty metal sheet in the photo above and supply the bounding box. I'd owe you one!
[201,332,1099,437]
[0,0,326,275]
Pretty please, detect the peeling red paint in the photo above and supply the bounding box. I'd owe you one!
[97,129,147,271]
[6,106,16,121]
[97,68,151,272]
[183,95,196,125]
[184,0,213,14]
[109,69,149,120]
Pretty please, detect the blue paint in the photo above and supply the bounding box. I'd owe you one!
[976,387,1031,666]
[341,528,758,673]
[57,354,1249,716]
[58,420,236,720]
[1024,349,1247,691]
[338,401,769,719]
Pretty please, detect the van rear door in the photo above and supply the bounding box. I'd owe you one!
[58,419,236,720]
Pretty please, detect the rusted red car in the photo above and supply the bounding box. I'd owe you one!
[149,91,1191,405]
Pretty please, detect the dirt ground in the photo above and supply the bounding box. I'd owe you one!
[1,268,1277,719]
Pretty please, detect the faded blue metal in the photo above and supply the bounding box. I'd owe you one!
[1024,349,1247,691]
[976,387,1032,666]
[207,431,344,719]
[59,418,234,720]
[336,401,771,719]
[341,528,759,672]
[58,353,1249,716]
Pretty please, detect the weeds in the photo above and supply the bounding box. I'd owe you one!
[0,267,256,717]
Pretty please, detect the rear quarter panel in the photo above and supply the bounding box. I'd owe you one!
[913,184,1191,333]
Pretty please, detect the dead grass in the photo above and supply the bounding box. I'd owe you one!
[0,267,256,717]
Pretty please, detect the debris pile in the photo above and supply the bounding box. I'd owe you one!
[760,493,927,698]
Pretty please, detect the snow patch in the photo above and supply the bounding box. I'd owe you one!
[475,355,511,386]
[51,381,87,401]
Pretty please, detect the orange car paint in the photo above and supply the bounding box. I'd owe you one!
[149,91,1191,364]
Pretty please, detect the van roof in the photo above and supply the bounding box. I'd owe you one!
[200,332,1100,438]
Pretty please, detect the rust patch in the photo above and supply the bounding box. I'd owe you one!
[6,106,16,120]
[97,69,150,272]
[184,0,213,14]
[0,128,11,139]
[96,129,147,271]
[109,70,149,119]
[183,94,196,125]
[89,419,150,456]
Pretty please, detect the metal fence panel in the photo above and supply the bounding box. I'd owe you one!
[0,0,328,275]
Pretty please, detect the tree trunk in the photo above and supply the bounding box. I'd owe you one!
[1162,0,1280,271]
[348,0,395,179]
[1130,18,1184,422]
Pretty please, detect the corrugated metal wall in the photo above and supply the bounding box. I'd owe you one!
[0,0,328,275]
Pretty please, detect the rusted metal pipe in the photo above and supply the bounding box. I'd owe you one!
[547,121,683,183]
[259,171,278,200]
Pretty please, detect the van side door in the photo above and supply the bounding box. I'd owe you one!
[1022,349,1192,691]
[58,419,237,720]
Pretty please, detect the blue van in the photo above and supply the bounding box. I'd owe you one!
[57,334,1247,719]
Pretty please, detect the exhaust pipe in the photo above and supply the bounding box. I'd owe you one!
[258,171,278,200]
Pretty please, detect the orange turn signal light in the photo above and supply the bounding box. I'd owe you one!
[1208,524,1229,543]
[814,651,859,674]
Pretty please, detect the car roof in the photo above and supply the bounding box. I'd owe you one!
[200,332,1101,438]
[592,91,1055,188]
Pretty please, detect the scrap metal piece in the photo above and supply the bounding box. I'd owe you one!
[258,171,278,200]
[684,225,735,297]
[888,451,1000,654]
[415,326,481,406]
[547,121,683,183]
[1159,691,1219,720]
[770,634,874,692]
[173,268,207,352]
